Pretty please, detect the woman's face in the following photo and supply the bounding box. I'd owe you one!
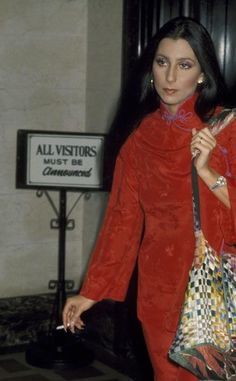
[152,37,204,114]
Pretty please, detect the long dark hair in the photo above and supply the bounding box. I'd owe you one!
[105,17,228,187]
[152,17,228,119]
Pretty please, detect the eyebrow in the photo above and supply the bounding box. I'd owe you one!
[155,54,196,62]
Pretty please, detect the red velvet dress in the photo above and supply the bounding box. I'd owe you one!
[80,95,236,381]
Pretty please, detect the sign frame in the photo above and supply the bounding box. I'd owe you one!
[16,130,107,191]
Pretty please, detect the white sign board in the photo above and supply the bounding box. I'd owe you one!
[25,133,104,189]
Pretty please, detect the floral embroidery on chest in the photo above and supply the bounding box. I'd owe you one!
[161,109,194,132]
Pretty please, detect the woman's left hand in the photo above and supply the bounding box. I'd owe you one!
[191,127,230,209]
[191,127,216,173]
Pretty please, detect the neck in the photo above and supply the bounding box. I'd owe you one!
[163,104,179,115]
[160,93,198,115]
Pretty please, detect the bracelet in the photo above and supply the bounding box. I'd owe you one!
[210,176,227,191]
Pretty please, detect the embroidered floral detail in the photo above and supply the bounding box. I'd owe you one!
[165,244,174,257]
[162,109,193,125]
[218,144,232,177]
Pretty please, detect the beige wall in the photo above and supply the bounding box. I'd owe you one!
[0,0,123,297]
[82,0,123,275]
[86,0,123,133]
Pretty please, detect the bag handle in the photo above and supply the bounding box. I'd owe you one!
[191,162,201,230]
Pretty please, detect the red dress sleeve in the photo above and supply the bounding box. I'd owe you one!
[80,136,144,301]
[219,120,236,247]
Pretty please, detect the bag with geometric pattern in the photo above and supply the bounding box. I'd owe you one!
[169,109,236,380]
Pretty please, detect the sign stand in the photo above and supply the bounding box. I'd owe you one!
[25,189,94,368]
[48,189,73,325]
[58,190,67,319]
[36,188,91,325]
[16,129,106,368]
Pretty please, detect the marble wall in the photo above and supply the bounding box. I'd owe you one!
[0,0,123,298]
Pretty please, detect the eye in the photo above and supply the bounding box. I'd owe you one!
[155,57,168,67]
[179,61,193,70]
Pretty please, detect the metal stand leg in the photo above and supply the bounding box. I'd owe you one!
[57,189,66,323]
[25,190,94,369]
[48,190,72,327]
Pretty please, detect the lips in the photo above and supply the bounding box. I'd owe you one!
[163,88,178,95]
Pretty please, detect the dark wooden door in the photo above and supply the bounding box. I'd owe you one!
[123,0,236,96]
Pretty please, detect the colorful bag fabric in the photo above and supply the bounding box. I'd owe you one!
[169,109,236,380]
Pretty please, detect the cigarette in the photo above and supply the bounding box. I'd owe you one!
[56,325,66,330]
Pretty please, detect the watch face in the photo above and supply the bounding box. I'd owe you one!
[218,176,226,185]
[211,176,227,190]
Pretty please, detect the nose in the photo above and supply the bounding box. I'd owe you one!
[166,64,176,83]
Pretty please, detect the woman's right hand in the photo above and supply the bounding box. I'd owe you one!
[62,294,97,333]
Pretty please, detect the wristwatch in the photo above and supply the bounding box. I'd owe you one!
[210,176,227,191]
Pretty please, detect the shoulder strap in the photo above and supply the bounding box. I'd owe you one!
[192,162,201,230]
[192,108,236,231]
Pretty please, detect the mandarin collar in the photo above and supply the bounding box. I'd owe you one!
[159,94,201,129]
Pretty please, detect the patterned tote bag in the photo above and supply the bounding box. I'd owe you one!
[169,109,236,380]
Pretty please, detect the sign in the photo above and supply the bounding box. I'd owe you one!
[16,130,106,190]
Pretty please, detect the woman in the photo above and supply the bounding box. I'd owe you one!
[63,17,236,381]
